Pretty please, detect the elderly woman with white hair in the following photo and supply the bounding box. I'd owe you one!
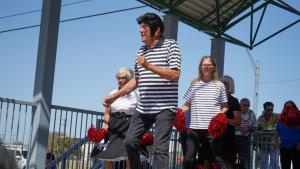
[213,75,241,169]
[91,67,144,169]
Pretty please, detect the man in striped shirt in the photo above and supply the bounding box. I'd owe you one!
[103,12,181,169]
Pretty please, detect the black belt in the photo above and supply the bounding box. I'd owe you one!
[111,112,131,118]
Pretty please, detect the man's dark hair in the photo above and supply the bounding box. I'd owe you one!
[137,13,164,37]
[263,101,274,110]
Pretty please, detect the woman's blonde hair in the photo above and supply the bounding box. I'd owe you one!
[192,55,219,83]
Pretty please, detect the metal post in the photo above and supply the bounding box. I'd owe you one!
[172,132,178,169]
[211,38,225,77]
[249,133,253,169]
[163,14,179,169]
[28,0,61,168]
[245,49,259,115]
[163,14,178,41]
[61,159,66,169]
[96,119,101,129]
[253,61,260,114]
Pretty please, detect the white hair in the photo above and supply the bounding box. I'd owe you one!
[220,75,235,94]
[116,67,134,81]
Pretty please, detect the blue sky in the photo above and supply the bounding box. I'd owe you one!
[0,0,299,116]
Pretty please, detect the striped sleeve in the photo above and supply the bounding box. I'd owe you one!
[183,83,194,104]
[168,40,181,70]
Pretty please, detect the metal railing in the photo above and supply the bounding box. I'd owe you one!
[48,105,103,169]
[249,130,280,169]
[2,96,285,169]
[0,97,35,148]
[47,106,184,169]
[0,97,184,169]
[0,97,35,169]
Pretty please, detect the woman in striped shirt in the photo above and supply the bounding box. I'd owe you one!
[180,56,228,169]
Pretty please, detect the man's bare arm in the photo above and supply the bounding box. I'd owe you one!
[102,77,138,107]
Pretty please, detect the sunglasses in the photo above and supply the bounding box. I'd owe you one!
[201,64,214,68]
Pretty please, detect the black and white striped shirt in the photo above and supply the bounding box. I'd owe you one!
[135,38,181,114]
[184,80,227,129]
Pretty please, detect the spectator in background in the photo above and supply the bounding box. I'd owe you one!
[0,145,18,169]
[235,98,257,169]
[276,100,300,169]
[213,75,241,169]
[257,102,280,169]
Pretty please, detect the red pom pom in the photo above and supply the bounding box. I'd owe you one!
[208,113,227,138]
[93,128,108,143]
[87,125,108,143]
[212,162,219,169]
[139,132,154,147]
[87,125,96,141]
[173,108,187,132]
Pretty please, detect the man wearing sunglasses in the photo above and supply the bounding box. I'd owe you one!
[257,102,280,169]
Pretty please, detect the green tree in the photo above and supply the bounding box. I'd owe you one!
[47,132,82,159]
[12,141,24,145]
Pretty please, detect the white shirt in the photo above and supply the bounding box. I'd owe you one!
[110,89,139,115]
[236,109,257,136]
